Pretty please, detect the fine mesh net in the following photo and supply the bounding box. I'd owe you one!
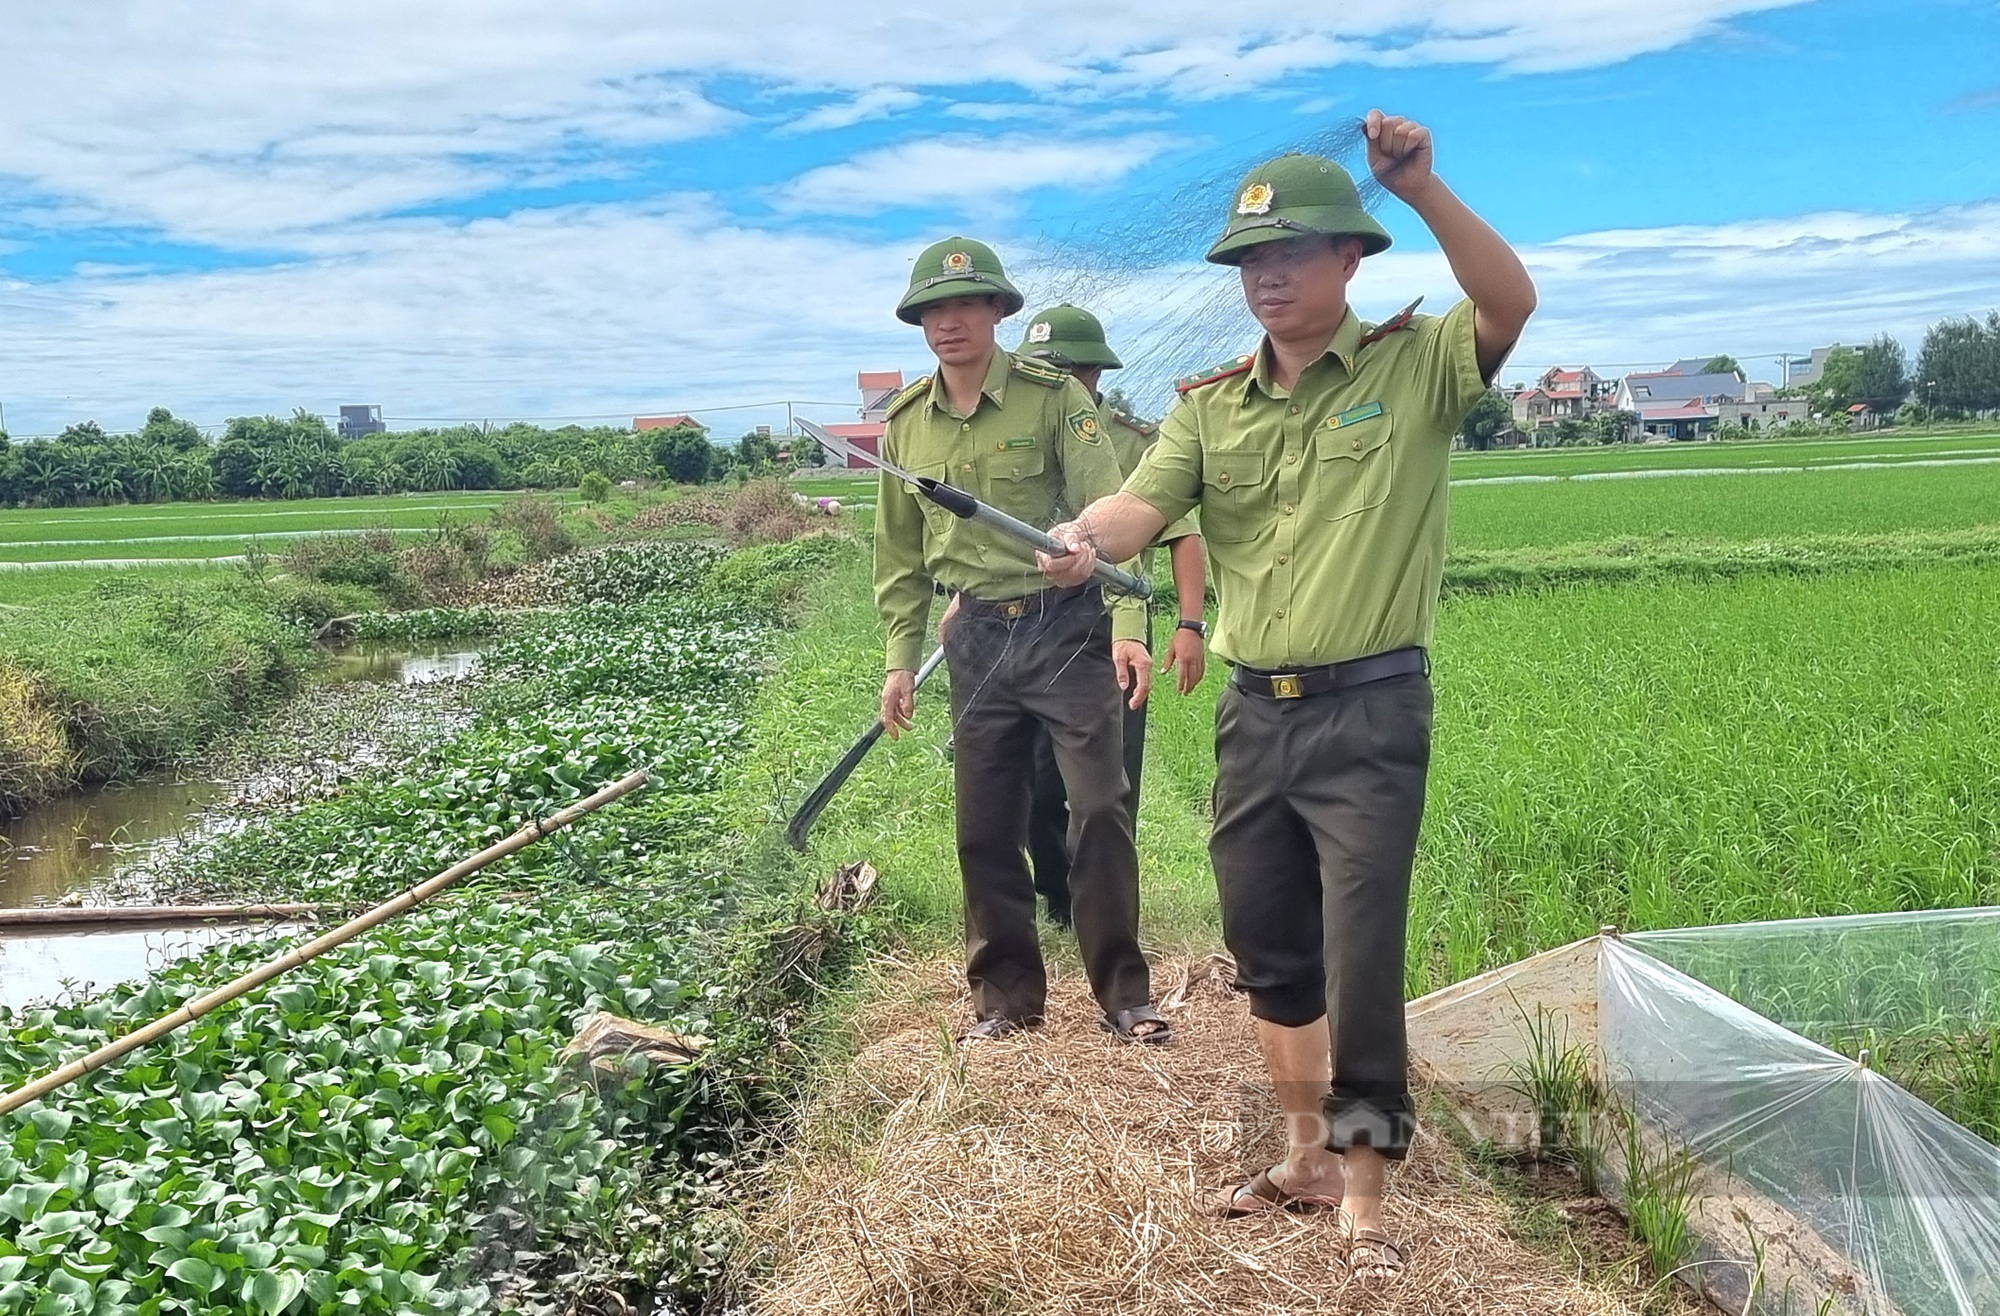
[1008,118,1389,414]
[1599,910,2000,1315]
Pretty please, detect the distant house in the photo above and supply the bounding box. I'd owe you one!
[1614,370,1749,412]
[1536,366,1612,418]
[633,414,706,433]
[1634,399,1717,441]
[1847,402,1879,431]
[1511,387,1557,430]
[1718,397,1811,431]
[819,370,908,468]
[1788,346,1839,388]
[338,405,384,439]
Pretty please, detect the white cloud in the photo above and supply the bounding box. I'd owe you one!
[944,104,1044,122]
[781,88,923,134]
[0,200,921,437]
[3,1,1809,241]
[776,135,1176,215]
[6,194,1999,438]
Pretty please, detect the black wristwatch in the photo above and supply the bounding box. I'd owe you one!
[1176,619,1207,638]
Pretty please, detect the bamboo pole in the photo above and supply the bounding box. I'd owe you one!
[0,904,323,929]
[0,768,650,1118]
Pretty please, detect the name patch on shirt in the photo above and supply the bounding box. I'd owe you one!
[997,437,1038,451]
[1324,401,1384,431]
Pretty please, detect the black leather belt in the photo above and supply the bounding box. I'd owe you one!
[954,583,1100,620]
[1230,647,1427,699]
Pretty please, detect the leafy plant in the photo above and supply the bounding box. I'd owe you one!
[1613,1105,1701,1286]
[1505,1000,1607,1193]
[0,539,839,1311]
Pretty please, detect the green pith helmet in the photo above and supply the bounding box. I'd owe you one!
[1204,153,1392,266]
[1017,304,1123,370]
[896,236,1026,324]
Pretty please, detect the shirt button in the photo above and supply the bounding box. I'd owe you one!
[1275,608,1287,620]
[1285,452,1298,464]
[1277,554,1290,565]
[960,422,971,431]
[1283,504,1294,516]
[1351,437,1362,449]
[1218,472,1232,485]
[1288,404,1301,415]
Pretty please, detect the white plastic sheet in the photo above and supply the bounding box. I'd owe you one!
[1600,915,2000,1316]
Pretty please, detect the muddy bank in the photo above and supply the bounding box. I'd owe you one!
[0,641,487,1008]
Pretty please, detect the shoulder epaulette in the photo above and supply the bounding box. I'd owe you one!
[1175,353,1255,394]
[885,377,931,418]
[1009,354,1068,388]
[1111,409,1157,436]
[1358,297,1424,349]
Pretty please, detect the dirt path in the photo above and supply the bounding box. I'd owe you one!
[742,955,1687,1315]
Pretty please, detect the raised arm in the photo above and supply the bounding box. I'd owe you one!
[1366,110,1536,382]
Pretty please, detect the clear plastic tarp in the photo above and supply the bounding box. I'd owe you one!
[1600,908,2000,1316]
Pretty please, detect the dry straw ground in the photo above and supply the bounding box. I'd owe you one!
[743,955,1676,1315]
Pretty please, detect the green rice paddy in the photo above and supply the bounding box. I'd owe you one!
[0,492,534,564]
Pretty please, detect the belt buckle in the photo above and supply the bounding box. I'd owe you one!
[1268,673,1303,699]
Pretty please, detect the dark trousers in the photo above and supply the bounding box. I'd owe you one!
[944,587,1150,1023]
[1210,670,1433,1160]
[1027,618,1151,925]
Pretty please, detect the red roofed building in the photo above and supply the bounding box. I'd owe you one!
[1535,366,1612,418]
[817,371,909,468]
[1635,399,1717,441]
[1511,387,1556,430]
[632,414,707,433]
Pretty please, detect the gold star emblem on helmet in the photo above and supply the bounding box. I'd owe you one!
[1236,182,1275,216]
[1028,321,1052,343]
[943,251,972,273]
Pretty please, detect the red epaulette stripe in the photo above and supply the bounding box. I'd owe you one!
[1175,355,1254,394]
[1358,297,1424,348]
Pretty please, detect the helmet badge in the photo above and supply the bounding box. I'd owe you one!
[943,251,973,274]
[1236,182,1275,216]
[1027,321,1052,344]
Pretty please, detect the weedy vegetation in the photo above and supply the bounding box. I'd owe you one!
[0,536,847,1313]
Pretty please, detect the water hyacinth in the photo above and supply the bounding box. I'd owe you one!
[0,539,831,1313]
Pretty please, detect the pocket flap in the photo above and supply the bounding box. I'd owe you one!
[1201,449,1265,489]
[1318,407,1393,461]
[988,446,1045,481]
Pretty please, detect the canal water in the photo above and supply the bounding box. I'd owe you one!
[0,641,484,1009]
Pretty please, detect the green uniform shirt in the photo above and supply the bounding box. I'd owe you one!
[1124,298,1485,670]
[875,348,1144,672]
[1102,401,1198,547]
[1102,400,1197,617]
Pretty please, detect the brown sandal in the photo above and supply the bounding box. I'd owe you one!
[1211,1167,1343,1218]
[1346,1220,1406,1283]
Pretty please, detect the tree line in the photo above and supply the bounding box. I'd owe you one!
[1783,313,2000,420]
[0,409,810,508]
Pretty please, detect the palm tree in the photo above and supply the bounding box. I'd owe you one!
[407,442,461,492]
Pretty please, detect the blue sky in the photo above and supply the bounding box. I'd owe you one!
[2,0,1997,437]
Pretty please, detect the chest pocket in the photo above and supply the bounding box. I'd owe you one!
[911,463,961,538]
[1198,449,1268,543]
[978,442,1051,526]
[1313,408,1393,521]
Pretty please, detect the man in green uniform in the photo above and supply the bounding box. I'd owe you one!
[876,236,1171,1044]
[1014,304,1209,926]
[1037,113,1536,1279]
